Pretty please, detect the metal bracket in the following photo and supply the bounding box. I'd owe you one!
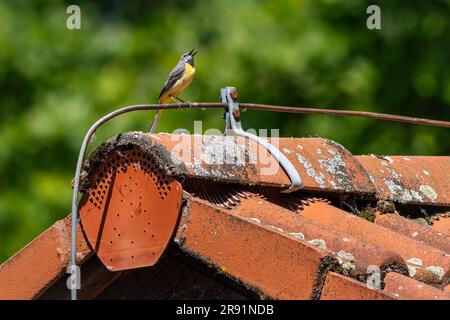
[221,87,302,193]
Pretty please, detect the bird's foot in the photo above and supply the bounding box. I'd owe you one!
[173,97,193,109]
[170,97,183,109]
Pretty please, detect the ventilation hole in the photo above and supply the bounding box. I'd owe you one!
[110,241,113,244]
[152,252,155,256]
[132,256,134,259]
[89,199,93,203]
[152,234,155,238]
[131,241,134,244]
[110,258,113,262]
[118,233,121,237]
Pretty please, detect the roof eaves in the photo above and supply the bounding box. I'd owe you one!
[0,216,91,299]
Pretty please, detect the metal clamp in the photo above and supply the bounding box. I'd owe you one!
[221,87,302,193]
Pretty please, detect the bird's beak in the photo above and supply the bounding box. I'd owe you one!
[189,48,198,56]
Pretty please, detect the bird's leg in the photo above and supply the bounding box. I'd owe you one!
[175,96,194,108]
[170,96,183,109]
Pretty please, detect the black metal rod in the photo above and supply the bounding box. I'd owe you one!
[240,103,450,128]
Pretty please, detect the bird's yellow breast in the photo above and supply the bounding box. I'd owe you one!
[184,62,196,79]
[173,63,195,93]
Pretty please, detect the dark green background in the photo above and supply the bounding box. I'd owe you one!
[0,0,449,262]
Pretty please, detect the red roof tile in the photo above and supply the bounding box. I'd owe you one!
[231,195,407,280]
[431,214,450,236]
[357,156,450,206]
[299,202,449,285]
[375,212,450,253]
[79,147,183,271]
[148,134,376,194]
[148,133,449,206]
[384,272,450,300]
[0,216,91,299]
[177,196,335,299]
[320,272,395,300]
[445,284,450,293]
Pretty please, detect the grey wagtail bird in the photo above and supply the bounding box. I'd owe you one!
[149,49,198,132]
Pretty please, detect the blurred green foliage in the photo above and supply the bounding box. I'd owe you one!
[0,0,449,262]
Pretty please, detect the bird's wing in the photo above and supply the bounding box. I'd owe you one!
[158,63,186,101]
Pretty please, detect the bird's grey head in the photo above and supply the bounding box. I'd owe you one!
[179,48,198,67]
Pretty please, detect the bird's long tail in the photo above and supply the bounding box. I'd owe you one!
[149,109,164,133]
